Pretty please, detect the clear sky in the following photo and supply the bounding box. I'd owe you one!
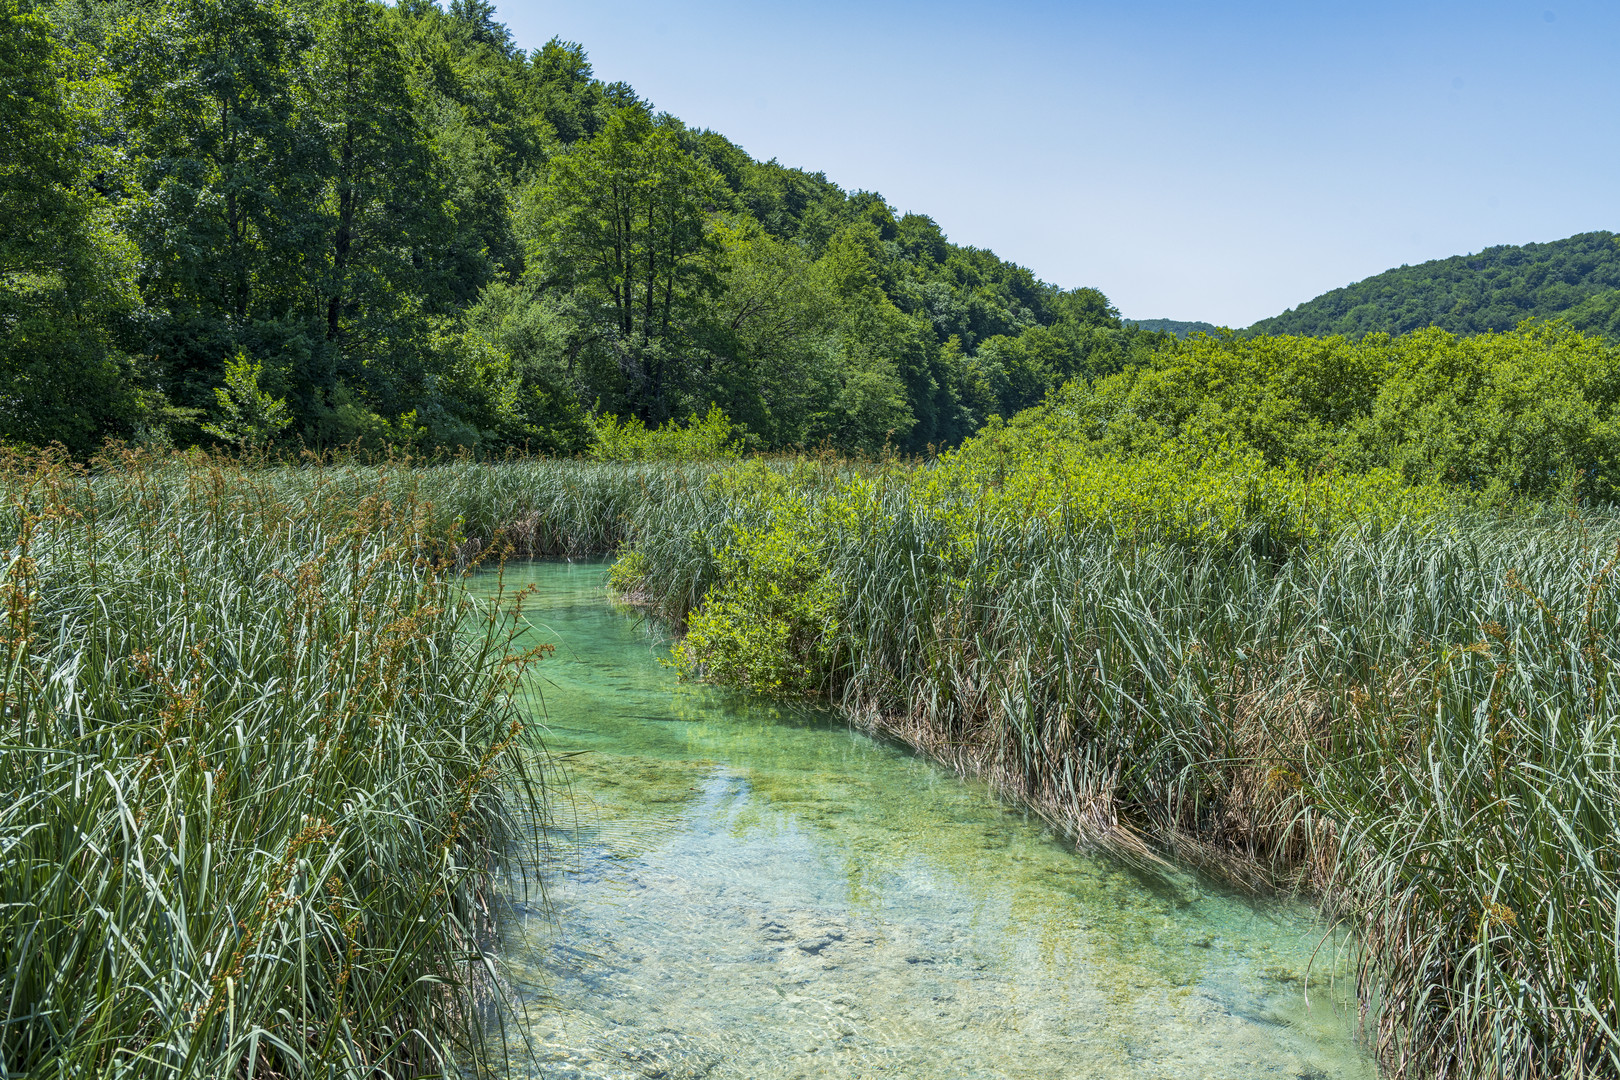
[495,0,1618,328]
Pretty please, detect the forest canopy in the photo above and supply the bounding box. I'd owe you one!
[1124,318,1221,338]
[1247,231,1620,339]
[969,322,1620,505]
[10,0,1617,461]
[0,0,1155,456]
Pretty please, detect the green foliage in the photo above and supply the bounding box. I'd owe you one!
[522,106,724,423]
[605,544,647,595]
[455,283,591,453]
[931,434,1447,553]
[969,319,1163,422]
[14,0,1131,458]
[1250,231,1620,338]
[1565,287,1620,340]
[0,0,77,269]
[306,0,450,380]
[1125,318,1223,338]
[692,219,834,444]
[112,0,316,406]
[1350,324,1620,499]
[0,0,144,452]
[201,349,294,447]
[674,504,839,695]
[807,222,923,451]
[1001,323,1620,503]
[586,404,743,462]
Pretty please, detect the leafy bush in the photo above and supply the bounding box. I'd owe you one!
[928,428,1448,555]
[1001,323,1620,503]
[674,512,840,694]
[586,404,745,462]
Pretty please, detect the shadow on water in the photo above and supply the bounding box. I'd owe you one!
[476,560,1376,1080]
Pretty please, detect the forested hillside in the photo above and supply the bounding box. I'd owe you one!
[1248,231,1620,338]
[1,0,1156,456]
[1123,318,1222,338]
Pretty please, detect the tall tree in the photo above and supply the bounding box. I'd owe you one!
[691,220,834,444]
[0,0,141,452]
[525,107,723,421]
[1,0,76,271]
[807,222,918,451]
[447,0,507,51]
[305,0,446,412]
[112,0,317,412]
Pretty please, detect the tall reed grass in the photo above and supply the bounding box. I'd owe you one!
[0,450,565,1077]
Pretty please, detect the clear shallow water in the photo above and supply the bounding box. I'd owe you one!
[481,560,1375,1080]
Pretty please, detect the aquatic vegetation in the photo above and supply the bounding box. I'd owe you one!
[7,439,1619,1077]
[598,447,1620,1078]
[487,560,1375,1080]
[0,450,546,1077]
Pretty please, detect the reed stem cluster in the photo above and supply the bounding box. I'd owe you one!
[0,450,547,1078]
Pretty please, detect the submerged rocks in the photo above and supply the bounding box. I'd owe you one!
[794,933,840,955]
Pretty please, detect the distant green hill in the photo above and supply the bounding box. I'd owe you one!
[1248,231,1620,338]
[1564,288,1620,339]
[1125,319,1223,338]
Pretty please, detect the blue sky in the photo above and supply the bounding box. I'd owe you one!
[497,1,1618,327]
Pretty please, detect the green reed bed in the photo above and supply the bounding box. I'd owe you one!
[0,452,561,1078]
[18,453,701,562]
[595,451,1620,1079]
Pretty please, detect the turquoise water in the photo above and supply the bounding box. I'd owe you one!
[482,560,1375,1080]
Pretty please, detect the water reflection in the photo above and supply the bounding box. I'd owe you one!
[479,560,1373,1080]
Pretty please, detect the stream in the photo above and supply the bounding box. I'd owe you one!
[483,560,1376,1080]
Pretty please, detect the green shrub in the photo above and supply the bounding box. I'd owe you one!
[997,323,1620,503]
[606,545,648,594]
[586,404,745,462]
[673,507,839,695]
